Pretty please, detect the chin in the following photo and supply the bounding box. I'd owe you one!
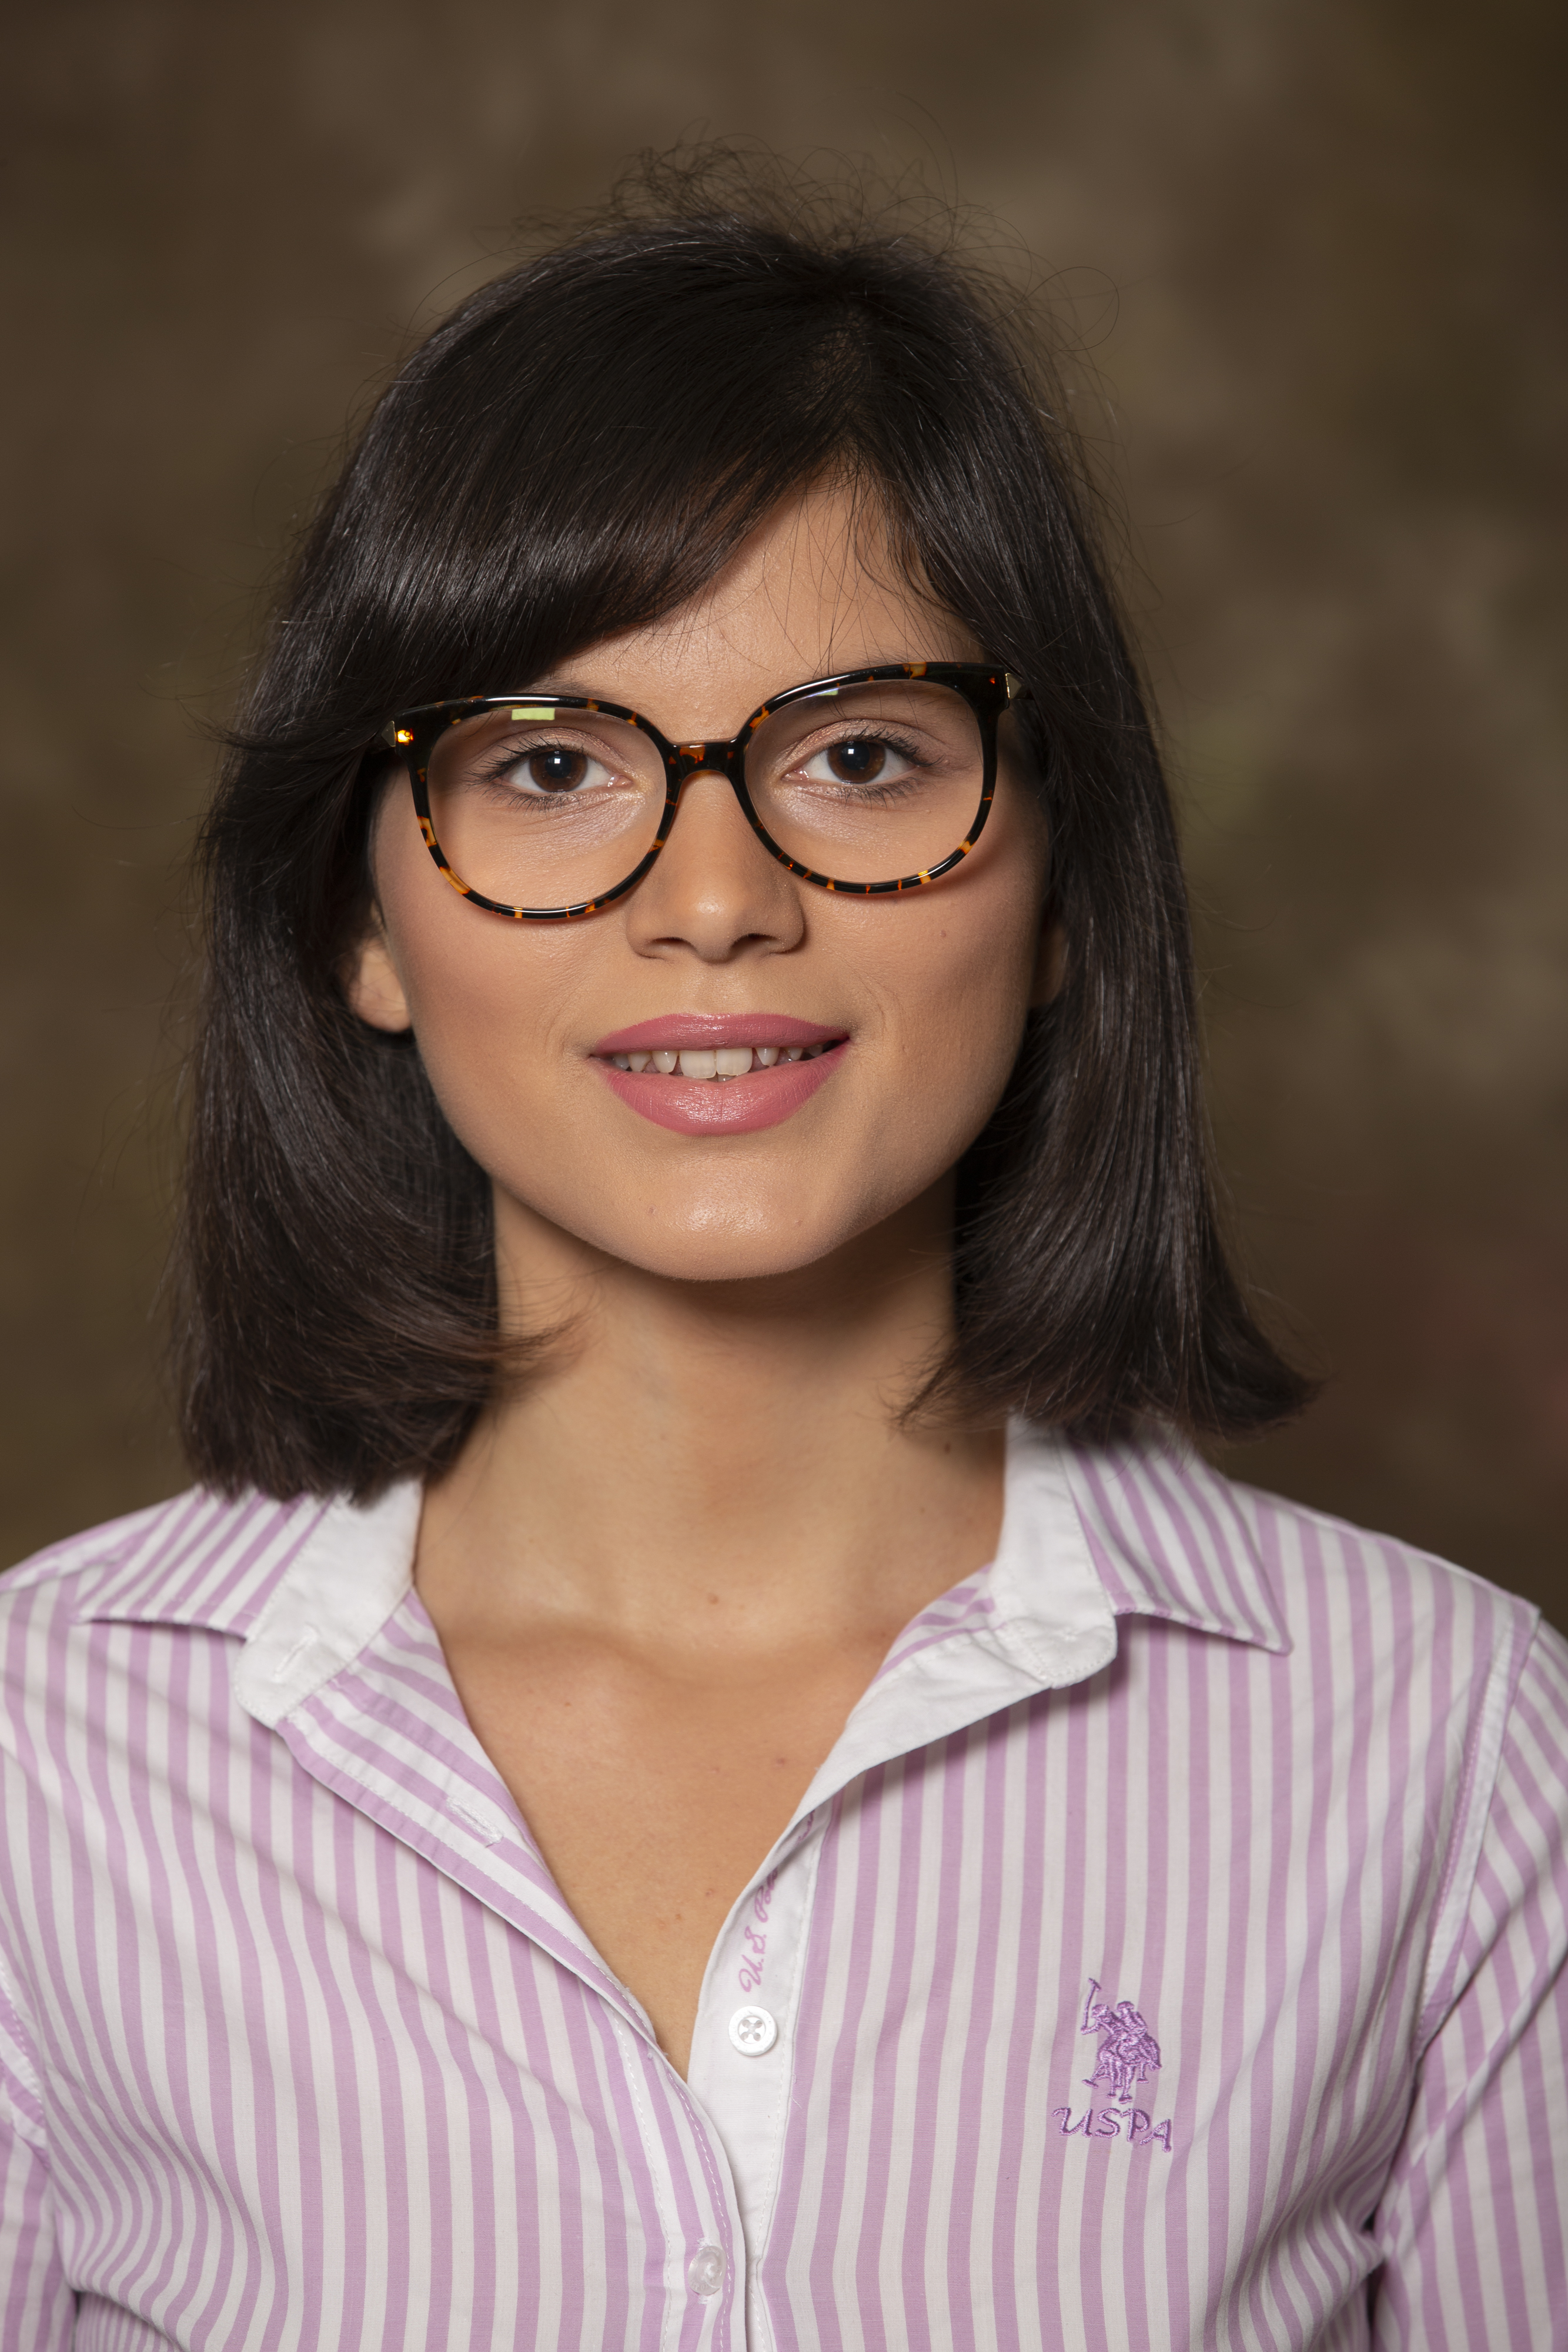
[493,1165,904,1289]
[593,1216,862,1288]
[644,1241,846,1285]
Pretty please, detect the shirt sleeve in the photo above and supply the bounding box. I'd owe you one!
[1370,1616,1568,2348]
[0,1966,73,2348]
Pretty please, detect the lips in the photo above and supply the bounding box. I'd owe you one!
[589,1014,850,1135]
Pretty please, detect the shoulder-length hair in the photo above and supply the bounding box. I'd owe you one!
[175,153,1312,1499]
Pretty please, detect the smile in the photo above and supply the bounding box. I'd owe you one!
[589,1021,850,1135]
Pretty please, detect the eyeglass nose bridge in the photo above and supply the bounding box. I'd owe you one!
[669,737,748,790]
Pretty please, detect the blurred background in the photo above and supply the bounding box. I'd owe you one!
[4,0,1564,1621]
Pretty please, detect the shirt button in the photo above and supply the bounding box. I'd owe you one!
[728,2003,778,2056]
[688,2242,726,2297]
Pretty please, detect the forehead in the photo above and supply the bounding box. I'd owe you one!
[546,485,981,729]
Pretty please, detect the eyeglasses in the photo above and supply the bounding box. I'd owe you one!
[384,662,1022,921]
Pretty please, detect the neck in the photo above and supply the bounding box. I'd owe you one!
[416,1179,1005,1646]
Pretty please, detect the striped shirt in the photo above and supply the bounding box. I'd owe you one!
[0,1426,1564,2348]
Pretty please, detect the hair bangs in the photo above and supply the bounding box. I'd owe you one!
[272,230,995,756]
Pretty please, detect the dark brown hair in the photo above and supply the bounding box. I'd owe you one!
[175,150,1312,1498]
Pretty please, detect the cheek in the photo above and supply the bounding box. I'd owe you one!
[400,934,573,1122]
[883,822,1046,1074]
[371,809,576,1131]
[833,905,1036,1252]
[891,909,1035,1107]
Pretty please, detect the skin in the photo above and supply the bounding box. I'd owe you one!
[350,485,1059,2074]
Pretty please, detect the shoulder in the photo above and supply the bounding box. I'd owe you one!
[1062,1431,1568,1936]
[1060,1426,1548,1731]
[1179,1456,1568,1866]
[1231,1469,1545,1680]
[3,1491,205,1598]
[0,1486,339,1875]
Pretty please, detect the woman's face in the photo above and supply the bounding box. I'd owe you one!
[352,487,1057,1289]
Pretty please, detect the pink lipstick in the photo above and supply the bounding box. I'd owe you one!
[592,1013,843,1055]
[589,1014,849,1135]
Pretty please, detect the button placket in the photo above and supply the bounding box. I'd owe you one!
[686,1811,827,2290]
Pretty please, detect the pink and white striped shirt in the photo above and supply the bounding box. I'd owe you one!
[0,1426,1563,2347]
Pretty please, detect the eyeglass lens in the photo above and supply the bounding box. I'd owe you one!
[422,679,987,907]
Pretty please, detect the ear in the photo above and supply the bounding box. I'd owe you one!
[1029,909,1068,1008]
[345,918,413,1033]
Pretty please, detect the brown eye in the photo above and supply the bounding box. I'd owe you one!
[825,739,888,783]
[524,747,591,791]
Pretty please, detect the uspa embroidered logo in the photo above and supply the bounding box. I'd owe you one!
[1051,1978,1175,2152]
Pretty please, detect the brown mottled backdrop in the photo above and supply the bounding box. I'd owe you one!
[5,1,1565,1619]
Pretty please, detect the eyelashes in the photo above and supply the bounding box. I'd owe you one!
[464,724,947,800]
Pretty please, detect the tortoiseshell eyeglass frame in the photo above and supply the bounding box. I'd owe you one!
[383,660,1025,921]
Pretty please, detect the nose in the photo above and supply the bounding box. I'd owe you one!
[623,767,805,963]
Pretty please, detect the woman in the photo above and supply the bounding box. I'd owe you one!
[2,162,1563,2348]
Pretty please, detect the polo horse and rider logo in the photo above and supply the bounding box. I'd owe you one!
[1081,1978,1162,2103]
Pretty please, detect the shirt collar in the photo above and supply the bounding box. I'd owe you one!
[865,1420,1289,1705]
[786,1424,1288,1826]
[71,1486,339,1640]
[72,1421,1286,1719]
[71,1481,420,1729]
[1052,1428,1290,1655]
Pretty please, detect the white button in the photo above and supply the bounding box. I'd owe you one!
[688,2242,726,2297]
[728,2003,778,2056]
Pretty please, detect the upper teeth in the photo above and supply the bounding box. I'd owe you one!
[604,1043,835,1077]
